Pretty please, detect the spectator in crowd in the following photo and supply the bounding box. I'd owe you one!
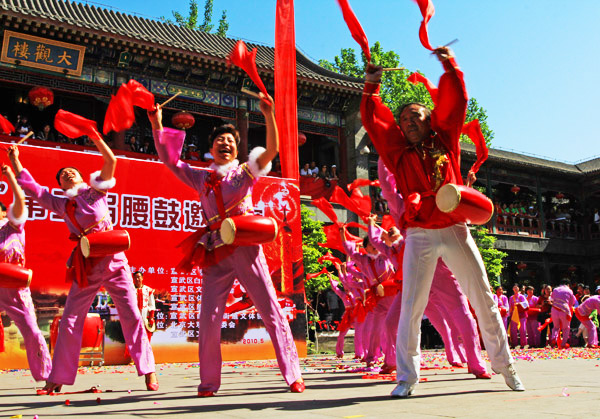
[128,136,140,153]
[139,137,155,154]
[300,163,312,176]
[15,116,33,137]
[508,283,528,348]
[493,286,509,329]
[185,143,201,161]
[309,161,318,176]
[575,283,585,303]
[35,124,56,142]
[582,286,591,302]
[525,286,539,347]
[330,165,339,182]
[536,284,553,347]
[594,208,600,224]
[317,165,331,187]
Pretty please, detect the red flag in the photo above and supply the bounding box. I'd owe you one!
[336,0,371,62]
[347,178,379,191]
[407,72,439,105]
[461,119,488,175]
[55,110,101,141]
[331,186,370,223]
[349,188,372,219]
[312,197,340,225]
[0,114,15,135]
[127,80,155,110]
[275,0,299,180]
[306,267,329,281]
[318,253,342,266]
[319,224,361,253]
[228,40,269,100]
[413,0,435,51]
[103,84,135,135]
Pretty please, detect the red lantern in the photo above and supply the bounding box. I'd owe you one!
[556,192,564,200]
[28,87,54,110]
[511,185,520,194]
[298,131,307,147]
[517,262,527,271]
[568,265,577,273]
[171,112,195,129]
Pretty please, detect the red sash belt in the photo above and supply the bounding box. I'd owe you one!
[337,308,354,333]
[400,191,435,228]
[65,200,100,288]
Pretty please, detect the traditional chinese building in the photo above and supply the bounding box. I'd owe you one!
[1,0,599,293]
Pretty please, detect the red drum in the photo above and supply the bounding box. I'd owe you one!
[50,313,104,351]
[220,215,278,246]
[0,263,32,288]
[435,183,493,225]
[81,230,130,258]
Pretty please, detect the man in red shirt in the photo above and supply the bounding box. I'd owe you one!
[361,46,524,398]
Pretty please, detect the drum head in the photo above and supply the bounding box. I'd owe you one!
[435,183,461,213]
[220,218,236,245]
[80,236,91,258]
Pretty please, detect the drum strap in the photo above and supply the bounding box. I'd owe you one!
[205,171,227,220]
[65,200,90,288]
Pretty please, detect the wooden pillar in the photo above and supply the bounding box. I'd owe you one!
[536,176,546,238]
[486,166,497,234]
[338,126,348,187]
[236,100,249,163]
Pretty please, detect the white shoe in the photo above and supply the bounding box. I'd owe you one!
[492,364,525,391]
[390,381,415,398]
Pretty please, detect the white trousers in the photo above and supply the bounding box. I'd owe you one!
[396,224,513,384]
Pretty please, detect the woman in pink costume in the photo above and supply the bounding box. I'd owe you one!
[148,93,303,397]
[508,283,529,347]
[10,137,157,395]
[0,163,51,382]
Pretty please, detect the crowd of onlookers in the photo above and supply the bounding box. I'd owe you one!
[300,161,339,188]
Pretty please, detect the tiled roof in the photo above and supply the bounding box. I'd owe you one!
[0,0,364,91]
[461,142,599,176]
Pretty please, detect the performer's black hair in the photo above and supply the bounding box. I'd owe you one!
[208,124,240,147]
[362,236,370,248]
[0,202,5,212]
[559,278,570,286]
[396,102,432,121]
[133,271,143,277]
[55,167,83,187]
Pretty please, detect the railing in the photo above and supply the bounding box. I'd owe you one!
[493,213,543,238]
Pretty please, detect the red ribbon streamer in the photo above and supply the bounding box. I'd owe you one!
[311,197,340,226]
[461,119,488,175]
[407,72,439,105]
[336,0,371,62]
[0,114,15,135]
[413,0,435,51]
[228,40,270,101]
[55,110,102,141]
[317,253,342,266]
[127,80,155,110]
[306,267,329,280]
[103,84,135,135]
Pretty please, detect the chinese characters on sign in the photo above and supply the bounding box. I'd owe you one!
[1,31,85,76]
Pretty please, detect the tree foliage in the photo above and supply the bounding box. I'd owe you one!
[165,0,228,37]
[320,42,494,146]
[471,226,507,288]
[301,205,335,301]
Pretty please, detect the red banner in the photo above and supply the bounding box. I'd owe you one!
[0,143,306,368]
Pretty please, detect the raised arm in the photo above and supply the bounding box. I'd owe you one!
[92,134,116,181]
[1,164,25,220]
[255,93,278,171]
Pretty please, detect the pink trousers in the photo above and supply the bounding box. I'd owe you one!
[354,318,365,358]
[197,245,301,392]
[0,287,51,381]
[49,256,155,385]
[526,317,540,347]
[509,317,528,347]
[550,308,571,347]
[364,295,395,364]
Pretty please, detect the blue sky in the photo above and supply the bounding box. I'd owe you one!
[90,0,599,163]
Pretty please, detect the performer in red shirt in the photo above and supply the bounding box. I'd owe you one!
[361,46,524,397]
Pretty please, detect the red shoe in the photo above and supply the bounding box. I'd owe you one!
[450,362,464,368]
[290,381,305,393]
[145,373,159,391]
[474,372,492,379]
[380,364,396,374]
[36,383,62,395]
[198,391,215,397]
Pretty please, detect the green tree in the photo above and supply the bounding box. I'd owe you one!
[301,205,335,302]
[320,42,494,145]
[471,226,507,288]
[165,0,228,37]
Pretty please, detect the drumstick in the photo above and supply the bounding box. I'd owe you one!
[382,67,405,72]
[431,38,459,55]
[160,91,181,107]
[240,88,262,99]
[16,131,33,145]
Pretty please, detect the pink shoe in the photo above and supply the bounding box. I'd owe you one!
[145,373,159,391]
[36,383,62,395]
[474,372,492,379]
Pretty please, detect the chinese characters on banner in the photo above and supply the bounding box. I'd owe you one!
[1,30,85,76]
[0,143,306,368]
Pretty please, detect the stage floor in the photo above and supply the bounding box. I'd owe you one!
[1,348,599,418]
